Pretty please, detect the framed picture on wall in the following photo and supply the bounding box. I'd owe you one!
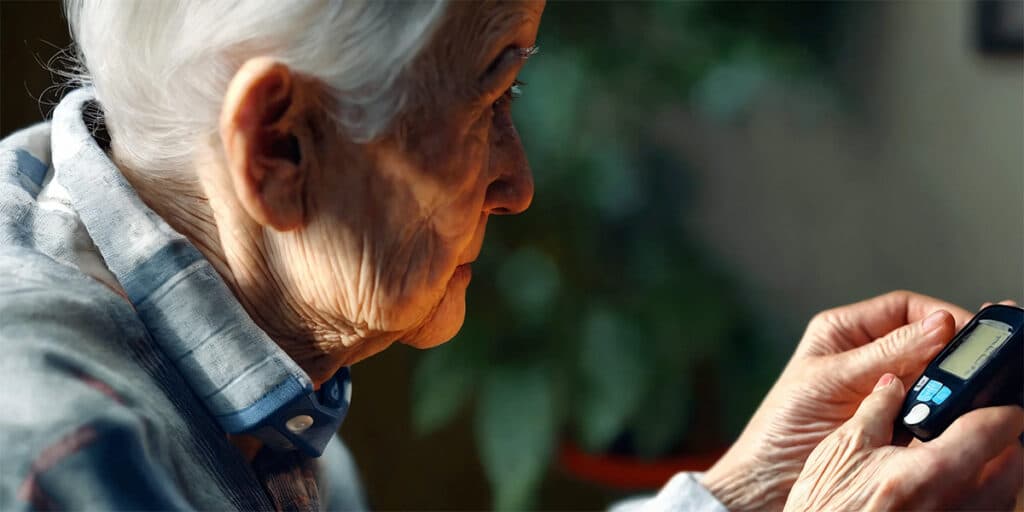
[978,0,1024,54]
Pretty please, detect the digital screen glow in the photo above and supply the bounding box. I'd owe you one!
[939,320,1014,380]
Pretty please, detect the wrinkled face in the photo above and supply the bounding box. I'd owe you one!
[274,1,543,364]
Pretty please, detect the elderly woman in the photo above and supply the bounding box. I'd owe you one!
[1,1,1021,511]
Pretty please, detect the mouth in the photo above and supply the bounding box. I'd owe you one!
[451,215,488,282]
[452,262,473,282]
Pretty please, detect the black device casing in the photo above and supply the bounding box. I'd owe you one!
[899,305,1023,441]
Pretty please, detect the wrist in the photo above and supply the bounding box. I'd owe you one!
[701,454,797,512]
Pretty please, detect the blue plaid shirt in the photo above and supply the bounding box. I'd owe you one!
[0,88,724,512]
[0,89,366,511]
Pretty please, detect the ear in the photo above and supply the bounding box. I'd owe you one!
[220,57,307,231]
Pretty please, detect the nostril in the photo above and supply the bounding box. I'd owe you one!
[484,179,515,214]
[483,169,533,215]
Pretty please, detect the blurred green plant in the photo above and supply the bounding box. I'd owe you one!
[412,2,849,510]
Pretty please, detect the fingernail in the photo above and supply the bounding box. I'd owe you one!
[874,373,896,391]
[922,310,947,333]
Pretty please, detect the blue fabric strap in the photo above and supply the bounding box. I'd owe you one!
[243,368,353,456]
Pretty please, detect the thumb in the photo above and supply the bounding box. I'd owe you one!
[836,310,956,390]
[849,373,906,446]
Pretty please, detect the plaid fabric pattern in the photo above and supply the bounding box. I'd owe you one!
[0,89,365,511]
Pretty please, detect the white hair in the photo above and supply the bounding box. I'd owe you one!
[64,0,447,175]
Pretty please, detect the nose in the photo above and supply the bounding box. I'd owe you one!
[483,122,534,215]
[484,167,533,214]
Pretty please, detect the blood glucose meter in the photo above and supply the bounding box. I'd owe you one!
[899,304,1023,441]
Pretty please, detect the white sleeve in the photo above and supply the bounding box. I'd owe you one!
[609,473,729,512]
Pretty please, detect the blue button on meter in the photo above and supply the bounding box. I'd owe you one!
[918,380,942,402]
[899,305,1023,442]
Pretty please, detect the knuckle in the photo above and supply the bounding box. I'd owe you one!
[808,310,833,329]
[827,425,852,446]
[885,289,914,302]
[809,308,847,336]
[877,322,923,361]
[872,335,899,360]
[838,422,874,449]
[888,321,916,341]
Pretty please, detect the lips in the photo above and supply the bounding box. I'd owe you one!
[452,216,487,280]
[452,262,473,281]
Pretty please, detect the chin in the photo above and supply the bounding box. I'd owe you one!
[400,268,470,349]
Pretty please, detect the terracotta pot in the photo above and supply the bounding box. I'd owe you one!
[557,439,728,491]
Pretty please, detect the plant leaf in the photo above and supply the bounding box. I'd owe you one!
[495,246,561,327]
[411,337,483,436]
[630,372,693,458]
[576,306,652,452]
[475,364,555,511]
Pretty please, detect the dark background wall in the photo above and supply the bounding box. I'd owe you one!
[1,1,70,136]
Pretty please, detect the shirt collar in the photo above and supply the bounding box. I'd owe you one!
[50,88,349,457]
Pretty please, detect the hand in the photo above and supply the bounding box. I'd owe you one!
[701,291,976,511]
[784,374,1024,511]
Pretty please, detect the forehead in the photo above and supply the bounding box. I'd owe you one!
[431,0,544,75]
[386,1,544,174]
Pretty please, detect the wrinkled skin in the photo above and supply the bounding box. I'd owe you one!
[701,291,1021,510]
[294,0,544,355]
[131,1,545,385]
[785,374,1024,511]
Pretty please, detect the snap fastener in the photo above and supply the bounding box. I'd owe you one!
[285,414,314,433]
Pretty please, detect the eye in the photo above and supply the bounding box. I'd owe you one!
[484,45,538,79]
[493,79,525,109]
[483,44,537,109]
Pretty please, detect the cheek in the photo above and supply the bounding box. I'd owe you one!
[415,106,493,189]
[291,111,493,334]
[407,111,493,239]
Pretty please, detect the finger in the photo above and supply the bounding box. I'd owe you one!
[950,443,1023,511]
[814,291,971,349]
[957,443,1024,511]
[924,406,1024,478]
[831,310,956,391]
[900,294,972,329]
[849,373,905,446]
[980,300,1020,310]
[916,444,1023,512]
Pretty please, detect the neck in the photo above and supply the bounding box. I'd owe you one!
[118,161,380,386]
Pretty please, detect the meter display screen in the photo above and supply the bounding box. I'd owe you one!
[939,319,1014,380]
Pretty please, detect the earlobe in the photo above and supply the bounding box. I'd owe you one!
[220,57,308,231]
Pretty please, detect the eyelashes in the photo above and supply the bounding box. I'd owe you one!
[495,79,526,109]
[509,79,525,101]
[487,46,538,110]
[484,45,537,81]
[517,45,539,60]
